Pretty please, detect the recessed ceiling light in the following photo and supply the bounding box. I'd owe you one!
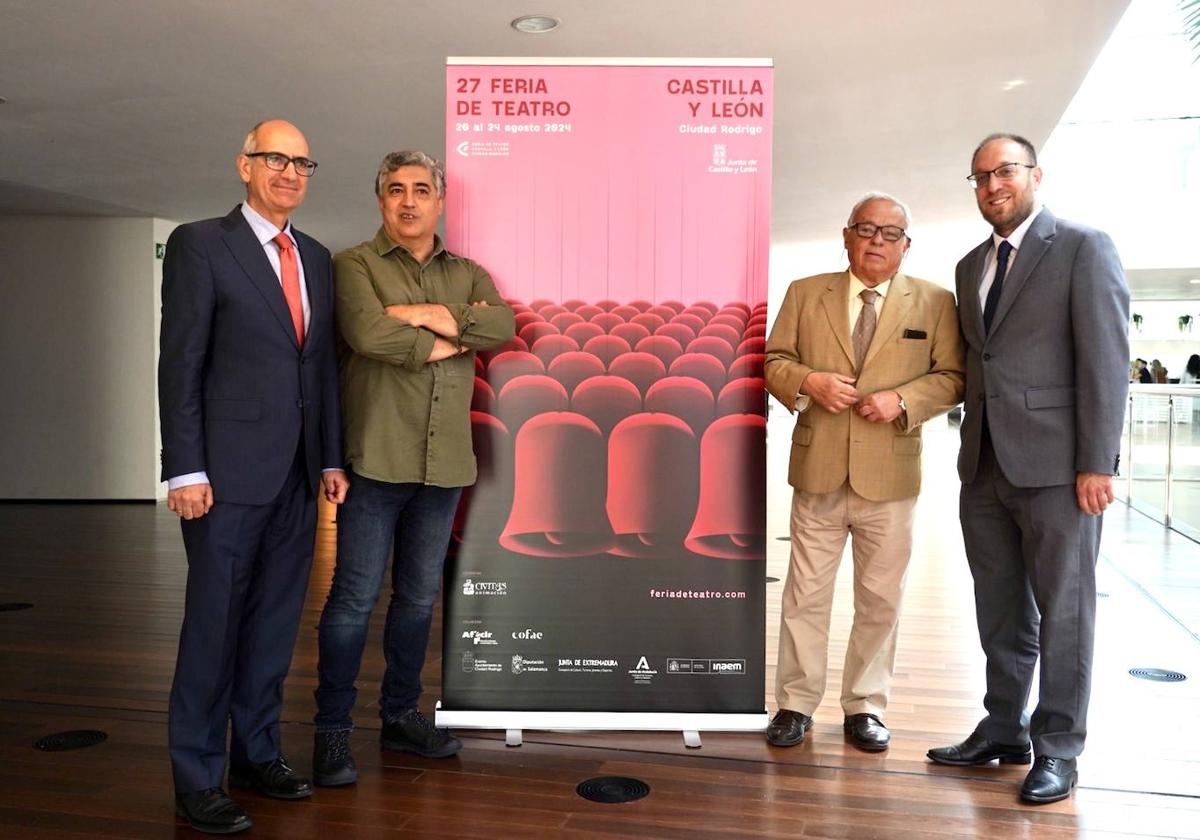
[1190,279,1200,285]
[511,14,560,34]
[1002,79,1026,91]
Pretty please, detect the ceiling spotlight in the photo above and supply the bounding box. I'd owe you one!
[1190,279,1200,285]
[1002,79,1026,91]
[511,14,560,34]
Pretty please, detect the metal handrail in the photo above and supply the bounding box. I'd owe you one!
[1125,384,1200,536]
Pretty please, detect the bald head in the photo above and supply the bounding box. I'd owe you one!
[236,119,312,228]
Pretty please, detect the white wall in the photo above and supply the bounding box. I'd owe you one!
[0,216,174,499]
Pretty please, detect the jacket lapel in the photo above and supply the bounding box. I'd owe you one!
[962,239,991,344]
[296,231,323,352]
[988,208,1057,339]
[220,205,301,350]
[820,272,855,367]
[863,272,914,369]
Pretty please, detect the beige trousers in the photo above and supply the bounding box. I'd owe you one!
[775,483,916,717]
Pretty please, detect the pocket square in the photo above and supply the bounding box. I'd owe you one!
[902,329,927,339]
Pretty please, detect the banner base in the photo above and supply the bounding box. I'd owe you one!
[436,702,768,748]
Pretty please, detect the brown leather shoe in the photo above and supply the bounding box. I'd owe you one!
[843,713,889,752]
[765,709,813,747]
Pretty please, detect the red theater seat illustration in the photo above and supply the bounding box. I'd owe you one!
[608,352,667,396]
[519,320,559,347]
[474,355,485,377]
[562,298,588,312]
[728,352,765,381]
[610,321,651,348]
[611,304,641,321]
[595,298,619,311]
[496,375,570,434]
[635,335,684,368]
[453,412,513,546]
[529,298,554,311]
[627,299,653,313]
[549,311,584,332]
[698,323,741,348]
[575,304,604,321]
[509,302,531,315]
[692,301,719,316]
[631,312,666,333]
[471,376,496,414]
[582,334,632,366]
[722,302,752,318]
[644,376,716,438]
[686,335,735,369]
[660,300,685,314]
[655,322,696,348]
[647,305,677,322]
[571,375,642,434]
[709,313,746,332]
[486,350,545,394]
[682,305,714,323]
[671,312,706,334]
[717,376,766,416]
[606,413,699,558]
[537,303,568,320]
[500,412,614,557]
[668,353,727,399]
[743,324,768,339]
[747,315,769,331]
[590,312,625,332]
[736,336,766,357]
[514,311,544,333]
[685,414,766,559]
[531,333,580,367]
[565,321,605,346]
[547,350,605,395]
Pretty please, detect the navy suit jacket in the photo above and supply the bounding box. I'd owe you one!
[159,205,342,505]
[955,208,1129,488]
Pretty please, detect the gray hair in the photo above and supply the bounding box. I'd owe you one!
[240,121,267,155]
[972,132,1038,170]
[375,150,446,197]
[846,191,912,230]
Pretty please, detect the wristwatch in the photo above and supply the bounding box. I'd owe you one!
[896,393,907,414]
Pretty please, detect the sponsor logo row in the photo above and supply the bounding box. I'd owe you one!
[460,652,747,682]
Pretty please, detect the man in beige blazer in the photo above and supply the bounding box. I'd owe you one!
[764,193,965,751]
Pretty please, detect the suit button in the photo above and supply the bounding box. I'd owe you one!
[983,353,991,361]
[296,400,304,408]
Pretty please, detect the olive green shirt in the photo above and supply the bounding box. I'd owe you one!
[335,228,514,486]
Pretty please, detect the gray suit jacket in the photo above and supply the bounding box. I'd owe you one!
[956,208,1130,487]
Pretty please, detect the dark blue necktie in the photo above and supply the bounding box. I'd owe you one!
[982,240,1012,335]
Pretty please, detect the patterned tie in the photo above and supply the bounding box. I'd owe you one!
[273,233,305,345]
[852,289,879,371]
[982,240,1013,335]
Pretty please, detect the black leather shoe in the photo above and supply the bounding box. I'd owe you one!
[313,730,358,786]
[381,708,463,758]
[765,709,813,747]
[228,755,313,799]
[843,713,890,752]
[927,731,1032,766]
[175,787,251,835]
[1020,756,1078,804]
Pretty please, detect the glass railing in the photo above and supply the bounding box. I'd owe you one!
[1124,384,1200,541]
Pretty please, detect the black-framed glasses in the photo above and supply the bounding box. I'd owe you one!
[847,222,907,242]
[967,162,1034,188]
[244,151,318,176]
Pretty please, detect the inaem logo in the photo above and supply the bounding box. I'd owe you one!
[462,578,475,595]
[712,144,727,165]
[456,141,471,157]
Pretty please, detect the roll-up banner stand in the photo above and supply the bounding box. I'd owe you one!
[439,58,772,744]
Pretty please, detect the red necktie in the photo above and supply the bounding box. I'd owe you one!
[273,233,305,345]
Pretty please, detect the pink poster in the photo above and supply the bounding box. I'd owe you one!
[442,59,771,720]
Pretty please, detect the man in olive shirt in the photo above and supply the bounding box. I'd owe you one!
[312,150,514,785]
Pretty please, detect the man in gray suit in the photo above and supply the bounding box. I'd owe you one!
[927,134,1129,805]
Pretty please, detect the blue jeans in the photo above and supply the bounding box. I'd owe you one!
[314,472,462,731]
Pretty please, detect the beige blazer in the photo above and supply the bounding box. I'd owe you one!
[765,271,966,502]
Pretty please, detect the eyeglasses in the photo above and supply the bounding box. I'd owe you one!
[967,162,1034,188]
[847,222,907,242]
[244,151,318,177]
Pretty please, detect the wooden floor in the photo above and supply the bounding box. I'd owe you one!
[1,421,1198,838]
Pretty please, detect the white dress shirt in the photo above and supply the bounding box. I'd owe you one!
[978,204,1042,300]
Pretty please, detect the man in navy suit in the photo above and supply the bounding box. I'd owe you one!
[159,119,348,834]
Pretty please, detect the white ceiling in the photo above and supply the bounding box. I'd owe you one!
[0,0,1129,254]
